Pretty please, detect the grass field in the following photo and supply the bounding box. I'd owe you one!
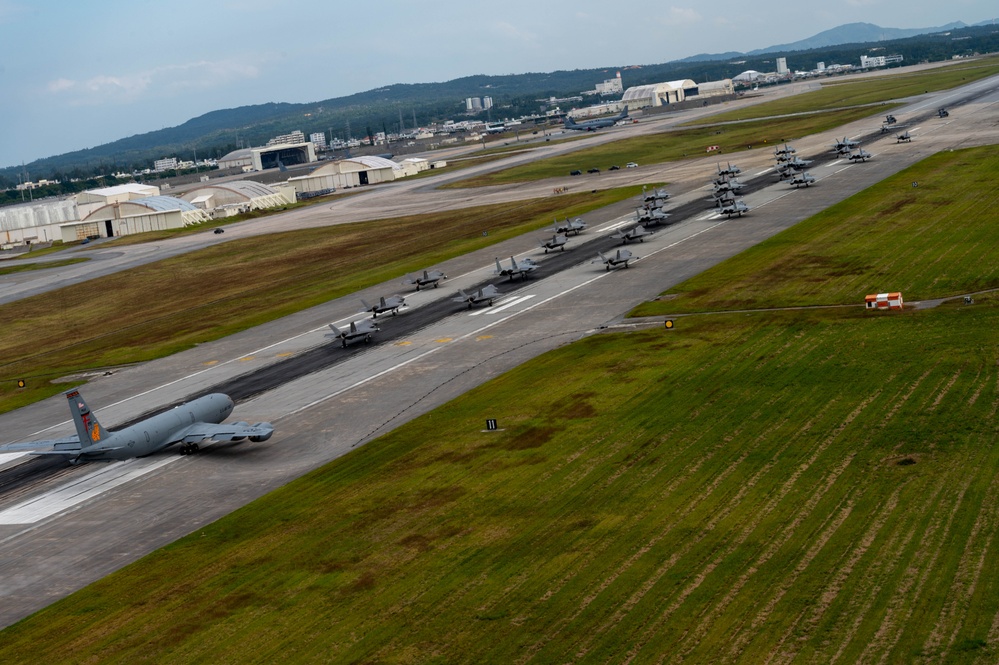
[2,146,998,662]
[447,107,877,188]
[0,187,640,414]
[0,257,88,276]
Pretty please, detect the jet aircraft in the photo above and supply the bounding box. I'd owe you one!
[789,172,816,188]
[540,233,568,253]
[713,175,745,193]
[0,390,273,462]
[897,131,913,143]
[563,107,630,131]
[327,319,379,348]
[636,207,670,226]
[716,162,742,177]
[553,217,587,236]
[494,256,539,281]
[848,149,872,163]
[404,269,447,290]
[831,137,859,154]
[643,186,670,203]
[360,295,406,317]
[613,224,652,244]
[773,143,796,157]
[453,284,500,308]
[718,199,750,218]
[779,155,812,170]
[593,249,635,270]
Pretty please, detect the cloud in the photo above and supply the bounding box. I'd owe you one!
[656,7,702,27]
[491,20,538,43]
[46,58,261,106]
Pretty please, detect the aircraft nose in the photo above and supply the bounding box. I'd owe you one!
[221,394,235,417]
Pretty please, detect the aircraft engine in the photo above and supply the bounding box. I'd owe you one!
[249,423,274,442]
[232,421,250,441]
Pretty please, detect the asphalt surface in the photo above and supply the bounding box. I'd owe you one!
[1,66,998,628]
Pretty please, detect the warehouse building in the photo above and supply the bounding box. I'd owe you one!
[287,156,403,196]
[65,196,208,242]
[0,198,78,247]
[179,180,295,214]
[621,79,697,109]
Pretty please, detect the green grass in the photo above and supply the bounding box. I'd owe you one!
[0,257,88,276]
[695,55,999,124]
[3,147,999,663]
[632,146,999,317]
[447,107,878,188]
[0,187,642,414]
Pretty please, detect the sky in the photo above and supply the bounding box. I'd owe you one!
[1,0,996,169]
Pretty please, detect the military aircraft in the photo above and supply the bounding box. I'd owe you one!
[553,217,587,236]
[404,269,447,290]
[327,319,379,348]
[775,163,797,181]
[716,162,742,177]
[0,390,273,462]
[938,107,949,118]
[788,172,816,188]
[593,249,635,270]
[360,295,406,317]
[773,143,796,157]
[718,199,750,218]
[643,186,670,202]
[831,137,859,154]
[713,175,745,193]
[884,114,897,125]
[563,106,630,131]
[636,207,670,226]
[896,131,913,143]
[453,284,500,308]
[779,155,812,170]
[540,233,568,253]
[494,256,539,281]
[848,149,872,163]
[613,224,652,243]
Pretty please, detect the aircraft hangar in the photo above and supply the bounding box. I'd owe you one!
[287,156,402,196]
[218,142,317,172]
[621,79,696,109]
[179,180,295,213]
[64,196,209,241]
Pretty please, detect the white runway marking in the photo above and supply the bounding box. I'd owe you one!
[469,295,535,316]
[0,456,175,525]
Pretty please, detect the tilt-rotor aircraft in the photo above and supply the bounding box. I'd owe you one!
[0,390,274,462]
[563,106,630,131]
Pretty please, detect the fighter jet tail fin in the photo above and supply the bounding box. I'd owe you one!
[65,390,110,449]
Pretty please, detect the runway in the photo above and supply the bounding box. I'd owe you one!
[1,72,998,627]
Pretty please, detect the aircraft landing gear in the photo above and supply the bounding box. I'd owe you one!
[180,442,200,456]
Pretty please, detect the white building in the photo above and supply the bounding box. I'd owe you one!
[179,180,294,213]
[218,142,316,171]
[621,80,697,109]
[267,130,306,146]
[594,72,623,95]
[287,156,403,195]
[153,157,178,171]
[66,196,209,242]
[310,132,327,150]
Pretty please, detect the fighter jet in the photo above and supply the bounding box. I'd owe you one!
[788,172,816,188]
[360,295,406,317]
[713,175,746,193]
[896,131,913,143]
[779,155,812,171]
[718,199,750,218]
[642,186,670,203]
[613,224,652,244]
[553,217,587,236]
[831,137,859,154]
[403,269,447,291]
[848,149,872,163]
[540,233,568,253]
[327,319,379,348]
[717,162,742,177]
[0,390,274,462]
[494,256,539,281]
[774,143,796,158]
[593,249,635,270]
[636,206,670,226]
[775,163,797,181]
[453,284,500,309]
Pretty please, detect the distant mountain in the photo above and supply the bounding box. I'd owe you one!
[676,21,972,63]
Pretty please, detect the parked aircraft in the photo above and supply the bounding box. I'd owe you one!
[789,172,816,188]
[884,114,897,125]
[553,217,587,236]
[494,256,539,280]
[327,319,379,348]
[779,155,812,170]
[713,176,745,192]
[897,131,913,143]
[718,199,750,217]
[360,295,406,317]
[540,233,568,253]
[848,149,872,163]
[832,137,859,154]
[453,284,500,308]
[643,186,670,202]
[0,390,274,462]
[404,269,447,290]
[563,107,630,131]
[636,207,670,226]
[717,162,742,177]
[613,224,652,244]
[938,108,949,118]
[774,143,796,157]
[593,249,635,270]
